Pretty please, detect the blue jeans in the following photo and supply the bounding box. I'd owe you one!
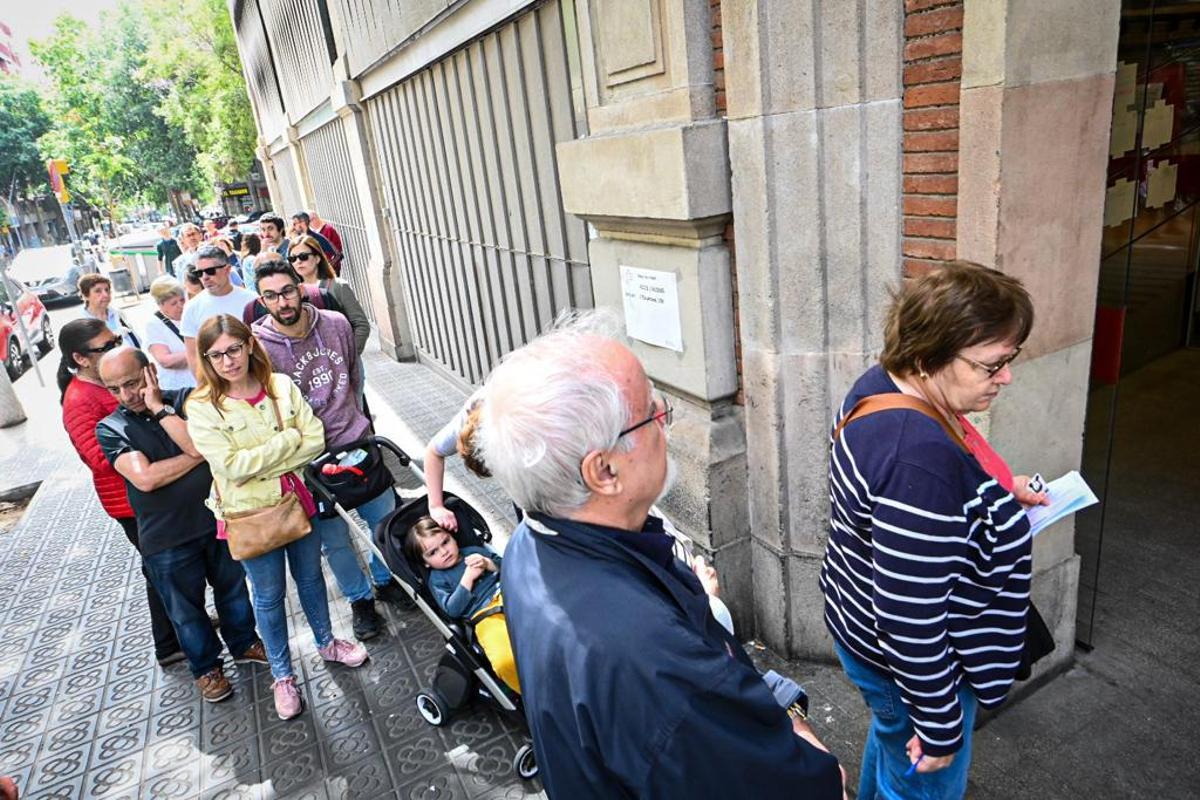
[142,535,259,679]
[313,489,396,602]
[240,529,333,681]
[834,641,977,800]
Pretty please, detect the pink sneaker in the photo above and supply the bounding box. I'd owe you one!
[318,638,369,668]
[272,676,303,720]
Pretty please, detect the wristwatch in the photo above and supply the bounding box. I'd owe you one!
[153,405,176,421]
[786,702,808,722]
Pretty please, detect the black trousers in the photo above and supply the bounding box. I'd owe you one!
[116,517,181,658]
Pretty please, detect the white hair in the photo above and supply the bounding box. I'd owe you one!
[478,309,636,517]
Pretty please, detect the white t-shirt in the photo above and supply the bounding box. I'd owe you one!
[428,389,484,457]
[180,287,259,338]
[142,314,196,391]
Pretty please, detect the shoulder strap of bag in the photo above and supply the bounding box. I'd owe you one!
[155,310,183,342]
[833,393,968,453]
[211,390,289,510]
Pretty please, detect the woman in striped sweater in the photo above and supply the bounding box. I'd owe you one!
[820,261,1048,800]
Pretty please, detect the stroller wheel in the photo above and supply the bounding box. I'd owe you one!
[513,743,538,780]
[416,690,449,726]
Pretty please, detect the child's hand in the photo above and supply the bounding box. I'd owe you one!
[692,556,720,598]
[461,559,486,588]
[465,554,498,573]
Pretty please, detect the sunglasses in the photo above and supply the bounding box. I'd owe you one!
[189,265,225,278]
[287,252,316,264]
[84,338,122,355]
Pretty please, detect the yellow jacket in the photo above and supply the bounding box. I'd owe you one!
[185,373,326,518]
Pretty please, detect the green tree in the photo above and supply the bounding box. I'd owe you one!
[141,0,258,187]
[30,10,205,219]
[0,77,53,201]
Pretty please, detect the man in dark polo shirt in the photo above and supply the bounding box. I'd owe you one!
[95,347,265,703]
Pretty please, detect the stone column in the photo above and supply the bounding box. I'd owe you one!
[957,0,1121,675]
[330,72,416,360]
[724,0,904,659]
[556,0,752,630]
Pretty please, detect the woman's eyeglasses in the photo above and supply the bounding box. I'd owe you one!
[957,347,1022,378]
[203,343,247,363]
[84,338,121,355]
[618,392,674,439]
[287,252,315,264]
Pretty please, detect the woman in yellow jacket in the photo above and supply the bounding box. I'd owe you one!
[186,314,368,721]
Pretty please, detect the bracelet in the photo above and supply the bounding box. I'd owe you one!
[786,702,807,722]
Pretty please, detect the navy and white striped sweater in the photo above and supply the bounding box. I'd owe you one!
[820,365,1031,757]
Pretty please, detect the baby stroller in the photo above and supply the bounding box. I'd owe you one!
[304,436,539,781]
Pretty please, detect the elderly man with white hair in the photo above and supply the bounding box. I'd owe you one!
[479,312,844,800]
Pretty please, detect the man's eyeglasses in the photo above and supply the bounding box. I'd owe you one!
[189,265,225,278]
[204,343,247,363]
[84,338,121,355]
[957,346,1022,378]
[287,252,315,264]
[618,392,673,439]
[260,285,300,304]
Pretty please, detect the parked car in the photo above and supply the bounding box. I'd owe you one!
[0,274,54,379]
[7,245,95,306]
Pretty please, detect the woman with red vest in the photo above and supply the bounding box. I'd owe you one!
[58,317,182,665]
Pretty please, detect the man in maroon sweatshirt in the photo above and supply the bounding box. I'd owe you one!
[251,255,404,641]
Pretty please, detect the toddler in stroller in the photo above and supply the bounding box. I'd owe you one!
[404,516,519,693]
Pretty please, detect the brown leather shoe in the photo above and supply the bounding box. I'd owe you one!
[196,666,233,703]
[233,641,269,665]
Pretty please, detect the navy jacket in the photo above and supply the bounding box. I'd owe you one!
[502,512,843,800]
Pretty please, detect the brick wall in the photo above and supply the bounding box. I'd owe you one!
[903,0,963,276]
[712,0,744,404]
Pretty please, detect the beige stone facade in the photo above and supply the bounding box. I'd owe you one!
[230,0,1123,670]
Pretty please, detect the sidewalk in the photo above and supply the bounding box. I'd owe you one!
[0,328,543,798]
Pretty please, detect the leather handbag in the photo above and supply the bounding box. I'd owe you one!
[218,398,313,561]
[834,392,1055,679]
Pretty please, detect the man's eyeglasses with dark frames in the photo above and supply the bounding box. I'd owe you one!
[618,392,673,439]
[189,265,225,278]
[260,285,300,304]
[957,346,1022,378]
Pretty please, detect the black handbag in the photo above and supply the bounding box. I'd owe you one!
[309,441,394,517]
[1015,601,1056,680]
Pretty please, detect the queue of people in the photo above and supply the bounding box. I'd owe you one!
[53,245,1044,798]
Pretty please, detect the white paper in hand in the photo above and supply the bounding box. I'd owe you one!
[1024,470,1099,536]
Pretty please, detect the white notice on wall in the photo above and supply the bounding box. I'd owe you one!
[620,266,683,352]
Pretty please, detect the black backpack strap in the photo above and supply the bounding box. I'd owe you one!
[155,310,183,343]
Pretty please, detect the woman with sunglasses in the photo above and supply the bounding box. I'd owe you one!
[820,261,1051,800]
[184,314,368,720]
[285,235,370,355]
[58,318,182,666]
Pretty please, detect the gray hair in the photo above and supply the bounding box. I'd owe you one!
[149,276,185,305]
[194,244,228,267]
[477,309,636,517]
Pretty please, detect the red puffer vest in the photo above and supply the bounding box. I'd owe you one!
[62,378,133,520]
